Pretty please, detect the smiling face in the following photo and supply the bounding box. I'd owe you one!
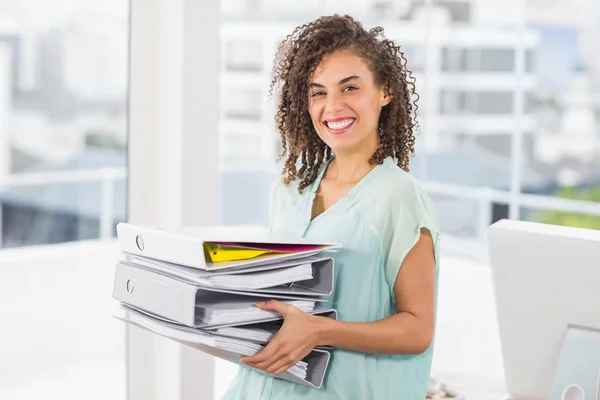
[308,49,391,157]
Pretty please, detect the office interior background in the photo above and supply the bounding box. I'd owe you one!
[0,0,599,398]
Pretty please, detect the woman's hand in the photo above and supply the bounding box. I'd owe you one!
[240,300,324,376]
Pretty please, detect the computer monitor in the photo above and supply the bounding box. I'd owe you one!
[486,219,600,400]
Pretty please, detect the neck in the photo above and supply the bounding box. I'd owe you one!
[328,134,379,184]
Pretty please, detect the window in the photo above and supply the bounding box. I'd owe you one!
[213,0,600,396]
[1,5,128,248]
[520,2,600,227]
[440,90,514,114]
[478,48,515,72]
[224,40,263,72]
[402,45,426,72]
[0,2,129,399]
[401,1,471,23]
[442,47,515,72]
[526,48,537,72]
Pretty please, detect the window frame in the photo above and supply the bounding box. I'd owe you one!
[127,0,219,399]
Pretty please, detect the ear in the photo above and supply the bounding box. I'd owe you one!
[380,86,392,107]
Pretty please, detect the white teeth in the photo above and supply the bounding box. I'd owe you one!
[327,119,354,130]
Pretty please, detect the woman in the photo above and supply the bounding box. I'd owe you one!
[222,14,440,400]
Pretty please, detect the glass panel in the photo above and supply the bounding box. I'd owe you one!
[403,45,426,73]
[479,49,515,72]
[415,1,522,244]
[519,0,600,226]
[224,40,263,72]
[223,87,263,120]
[0,1,128,399]
[440,90,514,114]
[442,48,516,72]
[211,2,600,396]
[0,2,128,248]
[522,202,600,231]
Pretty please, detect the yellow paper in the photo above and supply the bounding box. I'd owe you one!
[204,243,273,263]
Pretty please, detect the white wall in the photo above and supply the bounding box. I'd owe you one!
[0,241,125,400]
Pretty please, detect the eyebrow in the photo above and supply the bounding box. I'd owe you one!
[309,75,361,89]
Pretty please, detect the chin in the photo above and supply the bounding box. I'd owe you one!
[326,141,361,154]
[318,130,371,155]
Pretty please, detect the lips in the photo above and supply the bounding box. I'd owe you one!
[324,117,355,134]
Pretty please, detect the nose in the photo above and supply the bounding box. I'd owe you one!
[325,92,344,114]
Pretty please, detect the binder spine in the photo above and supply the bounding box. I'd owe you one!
[113,263,198,327]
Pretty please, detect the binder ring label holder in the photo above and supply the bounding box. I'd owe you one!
[126,279,135,294]
[136,235,144,251]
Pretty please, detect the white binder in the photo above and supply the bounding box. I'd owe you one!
[121,254,335,296]
[113,262,334,328]
[116,223,340,271]
[114,305,332,389]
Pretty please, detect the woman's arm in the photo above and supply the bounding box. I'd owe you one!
[317,228,436,354]
[240,229,436,375]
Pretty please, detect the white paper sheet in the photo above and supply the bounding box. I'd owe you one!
[207,264,313,290]
[215,325,279,343]
[197,300,315,325]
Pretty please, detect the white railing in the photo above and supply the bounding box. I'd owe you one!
[422,181,600,239]
[1,166,599,249]
[0,167,127,245]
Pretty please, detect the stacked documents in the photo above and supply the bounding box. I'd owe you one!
[111,222,340,389]
[196,298,316,325]
[214,325,279,343]
[114,304,311,380]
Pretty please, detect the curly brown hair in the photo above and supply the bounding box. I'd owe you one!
[270,14,419,193]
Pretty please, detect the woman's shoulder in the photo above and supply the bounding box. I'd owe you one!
[370,158,431,205]
[360,158,439,231]
[367,159,440,248]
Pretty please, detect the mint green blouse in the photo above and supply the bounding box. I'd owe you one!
[221,156,440,400]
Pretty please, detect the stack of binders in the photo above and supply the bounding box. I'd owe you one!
[111,223,340,389]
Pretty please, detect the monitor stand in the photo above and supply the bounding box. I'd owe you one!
[549,324,600,400]
[503,325,600,400]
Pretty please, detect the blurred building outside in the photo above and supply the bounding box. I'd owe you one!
[0,0,599,254]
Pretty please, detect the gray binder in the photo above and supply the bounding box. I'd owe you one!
[113,262,333,328]
[114,305,332,389]
[121,254,335,297]
[122,303,338,329]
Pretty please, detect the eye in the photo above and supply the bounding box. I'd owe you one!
[343,86,358,92]
[311,91,325,97]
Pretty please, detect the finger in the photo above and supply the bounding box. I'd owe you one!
[274,360,296,376]
[251,351,287,372]
[240,341,280,365]
[267,354,297,375]
[241,349,272,366]
[256,299,290,316]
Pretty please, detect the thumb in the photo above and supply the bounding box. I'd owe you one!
[256,299,289,316]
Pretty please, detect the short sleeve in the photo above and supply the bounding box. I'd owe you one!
[384,182,440,296]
